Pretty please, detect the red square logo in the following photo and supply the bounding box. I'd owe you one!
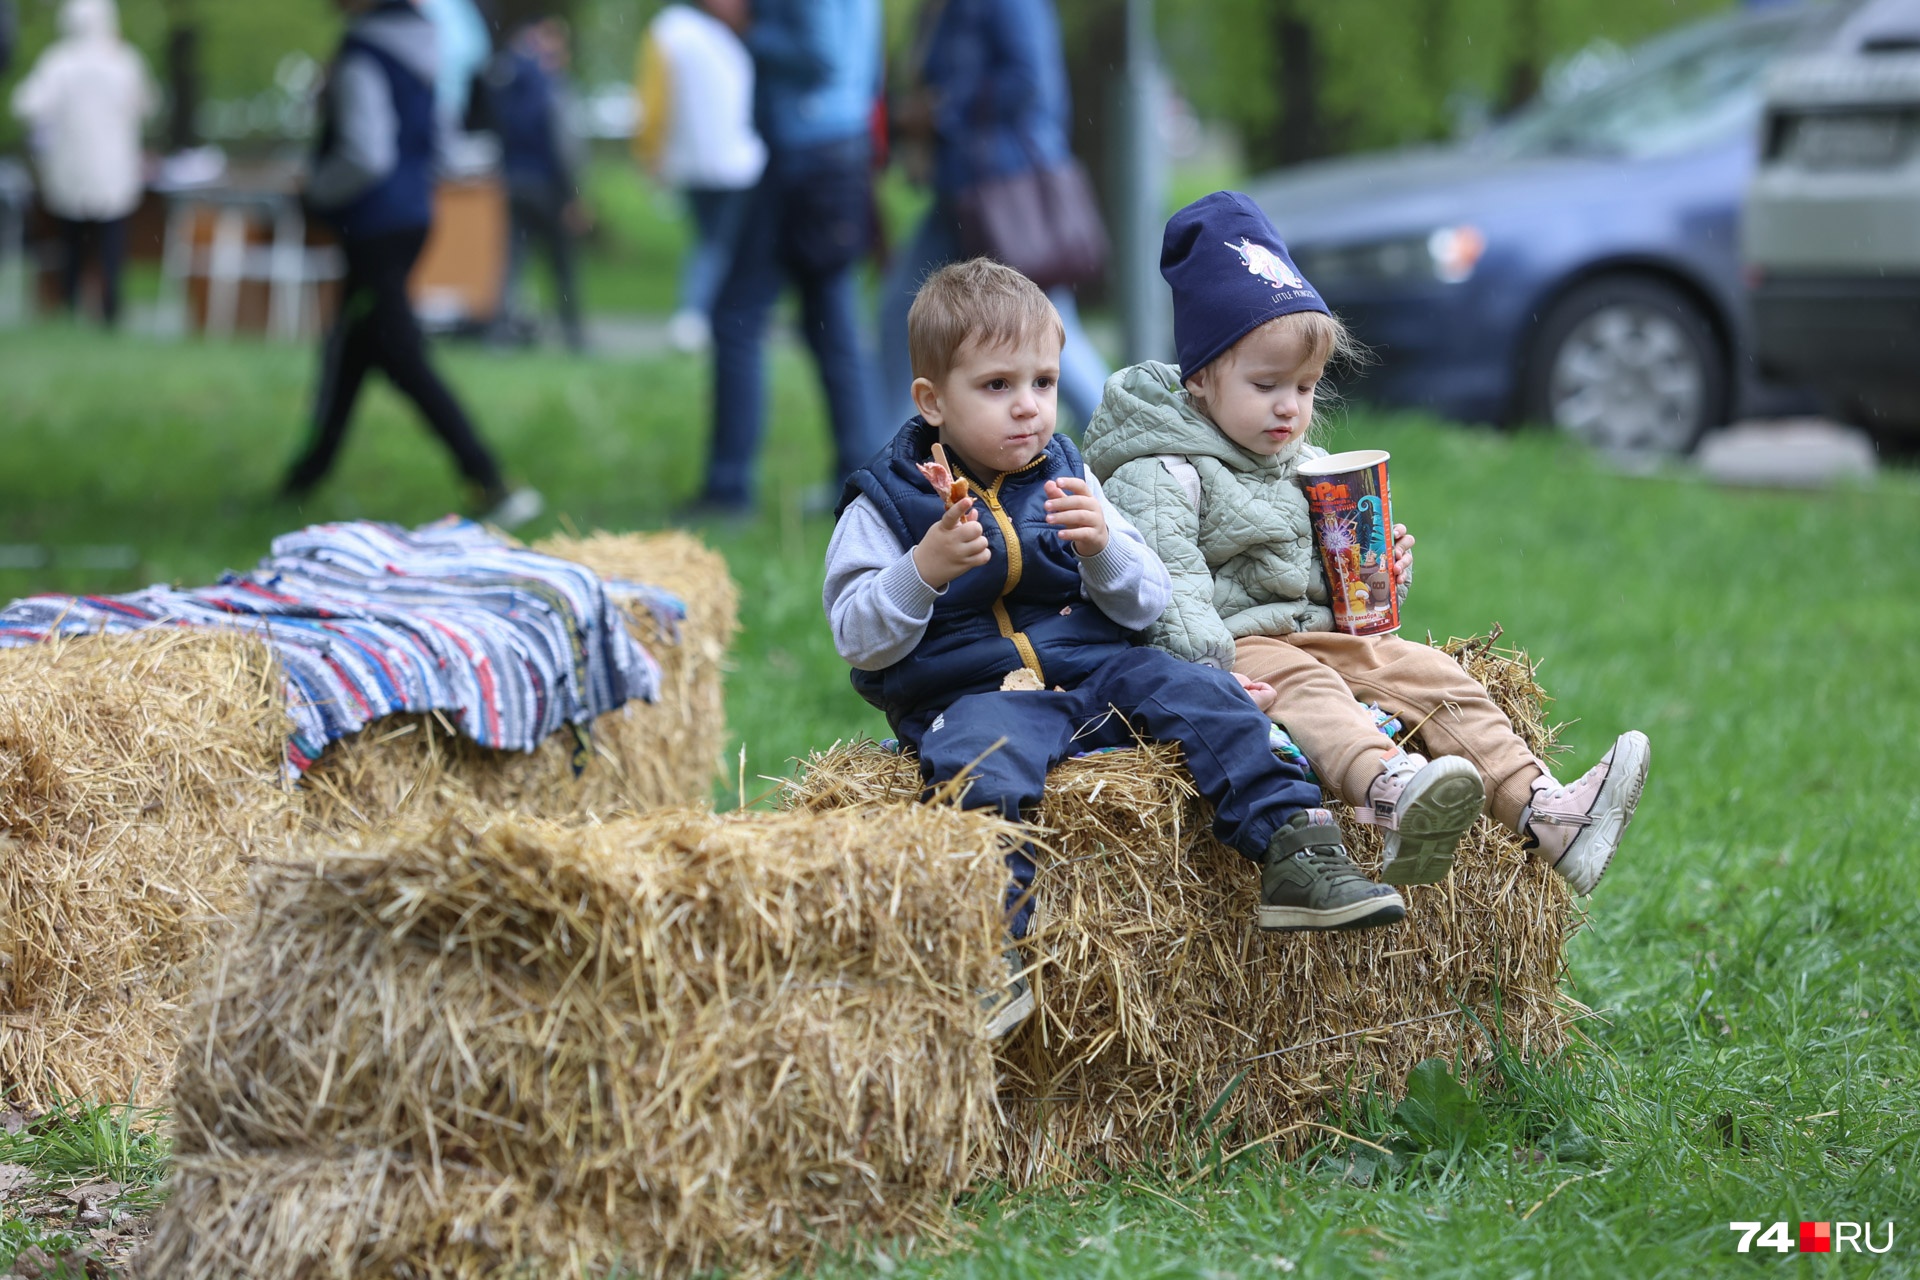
[1801,1222,1832,1253]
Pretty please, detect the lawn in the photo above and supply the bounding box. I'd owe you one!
[2,325,1918,1277]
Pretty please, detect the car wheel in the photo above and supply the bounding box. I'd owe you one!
[1522,275,1727,455]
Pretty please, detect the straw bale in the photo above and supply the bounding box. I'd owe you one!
[789,635,1578,1184]
[1,532,737,1109]
[142,806,1011,1280]
[297,530,739,829]
[0,630,297,1106]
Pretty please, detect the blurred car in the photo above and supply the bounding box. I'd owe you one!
[1746,0,1920,438]
[1249,3,1851,455]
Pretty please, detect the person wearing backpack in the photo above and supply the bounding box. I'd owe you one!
[290,0,540,529]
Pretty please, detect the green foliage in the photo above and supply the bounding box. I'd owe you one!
[1153,0,1737,160]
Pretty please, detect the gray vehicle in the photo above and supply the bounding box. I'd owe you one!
[1746,0,1920,436]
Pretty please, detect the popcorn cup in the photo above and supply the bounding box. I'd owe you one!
[1296,449,1399,636]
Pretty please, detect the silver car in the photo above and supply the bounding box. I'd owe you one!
[1746,0,1920,437]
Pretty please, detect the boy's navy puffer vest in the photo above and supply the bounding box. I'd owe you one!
[837,418,1136,725]
[318,9,436,241]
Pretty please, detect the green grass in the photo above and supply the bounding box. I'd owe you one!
[2,326,1918,1276]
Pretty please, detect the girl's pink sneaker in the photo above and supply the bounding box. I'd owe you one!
[1524,731,1651,894]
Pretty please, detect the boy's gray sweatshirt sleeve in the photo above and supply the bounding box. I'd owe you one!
[823,496,943,671]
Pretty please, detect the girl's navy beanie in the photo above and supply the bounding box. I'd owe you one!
[1161,190,1329,378]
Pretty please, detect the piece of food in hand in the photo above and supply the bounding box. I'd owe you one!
[999,668,1045,692]
[917,442,971,507]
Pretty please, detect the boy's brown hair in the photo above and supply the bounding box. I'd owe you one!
[908,258,1065,384]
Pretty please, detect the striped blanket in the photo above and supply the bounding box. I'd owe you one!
[0,518,681,779]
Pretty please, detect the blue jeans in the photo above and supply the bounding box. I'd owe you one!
[877,199,1111,434]
[680,186,754,318]
[704,139,880,506]
[895,646,1322,937]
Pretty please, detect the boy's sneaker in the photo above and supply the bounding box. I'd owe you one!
[982,946,1035,1039]
[1523,730,1650,894]
[1356,752,1486,887]
[1259,810,1406,933]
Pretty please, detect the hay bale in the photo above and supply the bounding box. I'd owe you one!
[789,635,1578,1185]
[0,532,738,1108]
[0,630,297,1105]
[141,807,1010,1280]
[297,530,738,828]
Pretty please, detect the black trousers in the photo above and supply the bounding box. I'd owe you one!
[504,184,582,349]
[896,646,1323,937]
[58,216,127,326]
[288,226,504,495]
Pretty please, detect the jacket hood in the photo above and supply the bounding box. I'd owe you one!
[350,2,441,85]
[1083,360,1292,480]
[60,0,118,40]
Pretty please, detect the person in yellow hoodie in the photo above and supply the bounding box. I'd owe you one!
[633,0,765,353]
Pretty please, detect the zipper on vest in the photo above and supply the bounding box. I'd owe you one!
[973,457,1046,683]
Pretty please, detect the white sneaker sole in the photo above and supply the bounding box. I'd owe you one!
[1553,730,1650,895]
[1380,756,1486,887]
[1258,890,1406,933]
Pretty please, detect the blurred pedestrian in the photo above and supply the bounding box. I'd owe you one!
[687,0,882,517]
[9,0,155,328]
[878,0,1111,432]
[482,17,587,352]
[633,0,765,353]
[418,0,491,123]
[289,0,541,530]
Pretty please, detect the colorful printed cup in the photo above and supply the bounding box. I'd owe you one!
[1296,449,1398,636]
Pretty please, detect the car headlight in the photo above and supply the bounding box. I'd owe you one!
[1295,225,1486,286]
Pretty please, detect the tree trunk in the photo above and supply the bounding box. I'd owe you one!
[164,23,201,151]
[1502,0,1543,113]
[1249,2,1329,170]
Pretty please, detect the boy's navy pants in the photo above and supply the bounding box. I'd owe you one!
[894,646,1323,937]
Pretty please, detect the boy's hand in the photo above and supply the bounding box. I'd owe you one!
[1045,477,1109,556]
[912,495,990,588]
[1233,671,1279,713]
[1392,523,1415,585]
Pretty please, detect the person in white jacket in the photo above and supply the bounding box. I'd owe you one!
[10,0,154,326]
[633,0,766,352]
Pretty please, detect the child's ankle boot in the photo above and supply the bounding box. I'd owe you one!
[1259,810,1406,932]
[1521,731,1651,894]
[1355,751,1486,887]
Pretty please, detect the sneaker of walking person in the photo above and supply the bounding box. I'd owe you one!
[479,484,544,532]
[1260,809,1406,932]
[1357,751,1486,887]
[1521,731,1650,894]
[982,946,1035,1039]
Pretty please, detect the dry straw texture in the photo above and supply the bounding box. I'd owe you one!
[0,532,737,1108]
[791,634,1579,1185]
[298,531,738,829]
[142,807,1011,1280]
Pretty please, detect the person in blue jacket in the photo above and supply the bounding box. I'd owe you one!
[288,0,539,529]
[878,0,1111,433]
[479,17,587,352]
[687,0,883,517]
